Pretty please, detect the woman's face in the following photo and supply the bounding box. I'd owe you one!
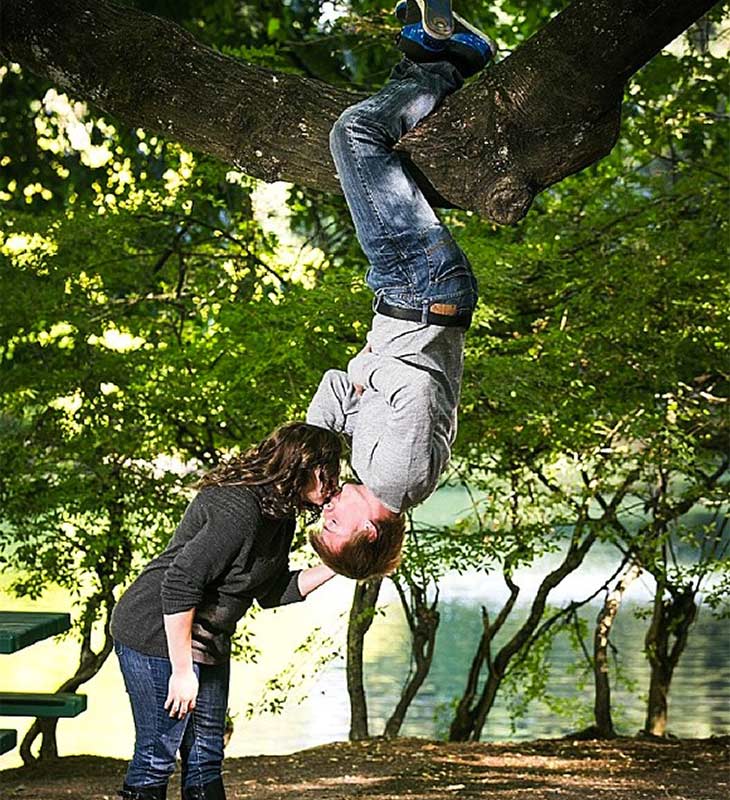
[303,467,338,507]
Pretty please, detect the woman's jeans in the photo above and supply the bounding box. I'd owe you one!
[115,641,229,791]
[329,57,478,323]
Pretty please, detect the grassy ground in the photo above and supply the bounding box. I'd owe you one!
[1,736,728,799]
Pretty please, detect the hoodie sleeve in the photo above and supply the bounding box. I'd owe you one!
[306,368,360,439]
[348,352,439,512]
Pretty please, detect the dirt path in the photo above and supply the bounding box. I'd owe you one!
[1,736,728,800]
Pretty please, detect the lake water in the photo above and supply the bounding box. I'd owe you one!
[1,489,728,770]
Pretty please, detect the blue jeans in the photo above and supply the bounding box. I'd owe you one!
[329,58,478,322]
[115,641,229,791]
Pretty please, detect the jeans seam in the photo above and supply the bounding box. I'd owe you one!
[422,229,477,310]
[342,118,417,295]
[119,648,171,789]
[193,699,203,789]
[148,656,166,786]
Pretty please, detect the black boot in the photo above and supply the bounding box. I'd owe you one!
[181,778,226,800]
[119,783,167,800]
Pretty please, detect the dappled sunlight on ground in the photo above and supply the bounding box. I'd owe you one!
[1,737,728,800]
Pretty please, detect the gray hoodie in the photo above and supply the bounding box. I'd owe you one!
[307,313,464,513]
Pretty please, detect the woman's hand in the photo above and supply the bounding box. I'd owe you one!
[297,562,338,597]
[164,668,199,719]
[163,609,196,718]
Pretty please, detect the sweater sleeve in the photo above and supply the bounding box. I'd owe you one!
[306,369,360,438]
[161,492,258,615]
[255,566,305,609]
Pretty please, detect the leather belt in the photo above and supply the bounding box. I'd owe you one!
[373,297,472,329]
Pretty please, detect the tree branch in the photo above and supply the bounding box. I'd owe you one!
[0,0,719,224]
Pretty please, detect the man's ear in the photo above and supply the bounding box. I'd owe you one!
[363,520,379,542]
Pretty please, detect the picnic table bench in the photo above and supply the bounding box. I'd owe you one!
[0,611,87,756]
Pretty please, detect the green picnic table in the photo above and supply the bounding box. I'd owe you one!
[0,610,87,756]
[0,611,71,654]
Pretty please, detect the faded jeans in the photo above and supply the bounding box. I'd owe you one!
[329,57,478,321]
[115,641,229,791]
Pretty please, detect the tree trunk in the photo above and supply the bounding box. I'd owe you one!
[383,578,440,738]
[643,583,697,737]
[593,562,642,738]
[449,467,639,742]
[468,533,598,741]
[346,578,382,741]
[0,0,719,224]
[20,594,115,764]
[448,582,518,741]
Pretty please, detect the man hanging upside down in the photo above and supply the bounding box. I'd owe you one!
[307,1,498,579]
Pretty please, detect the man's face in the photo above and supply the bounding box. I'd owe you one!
[318,483,382,554]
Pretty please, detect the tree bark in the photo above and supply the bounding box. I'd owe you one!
[0,0,719,224]
[399,0,720,222]
[346,578,382,741]
[593,562,642,738]
[383,576,440,738]
[643,581,697,737]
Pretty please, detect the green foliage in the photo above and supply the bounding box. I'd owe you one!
[244,625,342,718]
[1,0,728,736]
[501,612,562,730]
[230,605,263,663]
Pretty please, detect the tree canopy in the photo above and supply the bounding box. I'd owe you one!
[1,0,728,761]
[0,0,721,222]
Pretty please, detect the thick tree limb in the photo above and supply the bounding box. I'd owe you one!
[0,0,718,223]
[400,0,720,222]
[1,0,354,194]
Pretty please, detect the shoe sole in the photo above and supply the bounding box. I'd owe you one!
[398,28,446,63]
[452,11,498,58]
[409,0,453,39]
[395,2,497,56]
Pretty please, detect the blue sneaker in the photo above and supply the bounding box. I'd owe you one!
[399,0,453,39]
[395,1,497,78]
[395,0,451,63]
[445,12,498,77]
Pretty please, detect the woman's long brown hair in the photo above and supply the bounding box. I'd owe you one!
[196,422,341,519]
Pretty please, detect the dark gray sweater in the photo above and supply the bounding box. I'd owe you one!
[111,485,304,665]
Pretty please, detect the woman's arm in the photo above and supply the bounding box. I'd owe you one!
[163,609,198,719]
[161,494,257,616]
[297,563,337,597]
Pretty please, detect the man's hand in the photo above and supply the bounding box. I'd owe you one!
[353,343,372,396]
